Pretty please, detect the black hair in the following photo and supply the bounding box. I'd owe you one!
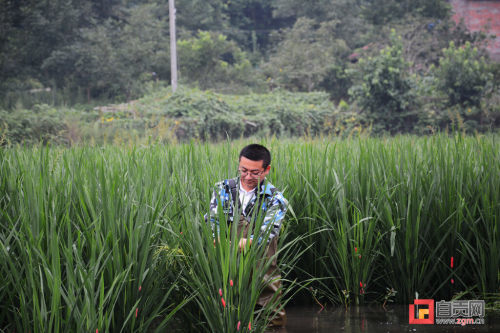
[239,144,271,168]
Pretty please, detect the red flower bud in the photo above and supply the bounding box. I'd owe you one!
[219,288,223,297]
[237,321,241,331]
[135,308,138,318]
[355,247,357,253]
[221,297,226,308]
[230,279,234,287]
[248,322,251,330]
[450,256,454,268]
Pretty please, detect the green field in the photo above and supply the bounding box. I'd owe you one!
[1,135,499,332]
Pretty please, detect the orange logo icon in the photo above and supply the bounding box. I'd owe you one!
[409,299,434,324]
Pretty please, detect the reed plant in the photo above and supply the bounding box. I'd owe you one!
[0,134,498,332]
[273,134,499,304]
[0,147,186,332]
[159,196,304,332]
[152,142,307,331]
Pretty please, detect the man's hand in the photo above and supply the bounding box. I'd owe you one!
[238,238,252,250]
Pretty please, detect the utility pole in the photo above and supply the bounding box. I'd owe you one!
[169,0,178,92]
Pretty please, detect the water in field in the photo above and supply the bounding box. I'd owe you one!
[270,305,500,333]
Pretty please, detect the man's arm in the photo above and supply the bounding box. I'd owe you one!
[251,192,288,245]
[205,180,234,238]
[204,183,222,237]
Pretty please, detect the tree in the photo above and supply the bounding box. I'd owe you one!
[434,41,493,107]
[348,32,417,134]
[0,0,94,96]
[177,31,259,92]
[271,0,366,49]
[362,0,450,25]
[221,0,293,56]
[271,0,356,23]
[176,0,227,33]
[429,41,496,132]
[263,18,349,92]
[42,3,170,100]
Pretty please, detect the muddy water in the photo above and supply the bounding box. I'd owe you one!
[270,305,500,333]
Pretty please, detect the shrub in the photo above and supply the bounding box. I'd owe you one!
[348,32,418,134]
[434,42,493,108]
[178,31,262,93]
[138,88,339,140]
[426,42,497,133]
[0,104,67,145]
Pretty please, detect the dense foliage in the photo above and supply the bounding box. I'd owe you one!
[0,88,365,145]
[1,0,499,137]
[0,104,66,144]
[434,42,493,108]
[1,136,498,331]
[348,32,417,134]
[2,86,499,146]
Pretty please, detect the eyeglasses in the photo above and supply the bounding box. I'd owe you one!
[238,168,264,177]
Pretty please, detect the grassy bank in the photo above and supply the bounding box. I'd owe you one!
[0,135,498,331]
[1,88,355,146]
[7,86,498,147]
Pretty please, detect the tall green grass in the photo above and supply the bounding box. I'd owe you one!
[272,135,499,304]
[0,135,498,331]
[159,192,305,332]
[0,147,187,332]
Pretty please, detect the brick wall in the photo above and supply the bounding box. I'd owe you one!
[449,0,500,60]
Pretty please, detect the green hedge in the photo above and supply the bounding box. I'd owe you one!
[0,105,68,145]
[132,88,341,141]
[2,87,497,145]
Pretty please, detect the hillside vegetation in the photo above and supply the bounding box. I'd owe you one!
[3,86,498,146]
[1,0,499,142]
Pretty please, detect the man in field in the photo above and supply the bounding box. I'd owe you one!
[206,143,288,327]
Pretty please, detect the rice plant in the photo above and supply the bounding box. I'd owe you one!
[274,134,499,304]
[0,147,187,332]
[0,134,498,332]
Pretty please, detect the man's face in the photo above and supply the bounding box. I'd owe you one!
[238,156,270,191]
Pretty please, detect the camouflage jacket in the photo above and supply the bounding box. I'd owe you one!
[206,177,288,244]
